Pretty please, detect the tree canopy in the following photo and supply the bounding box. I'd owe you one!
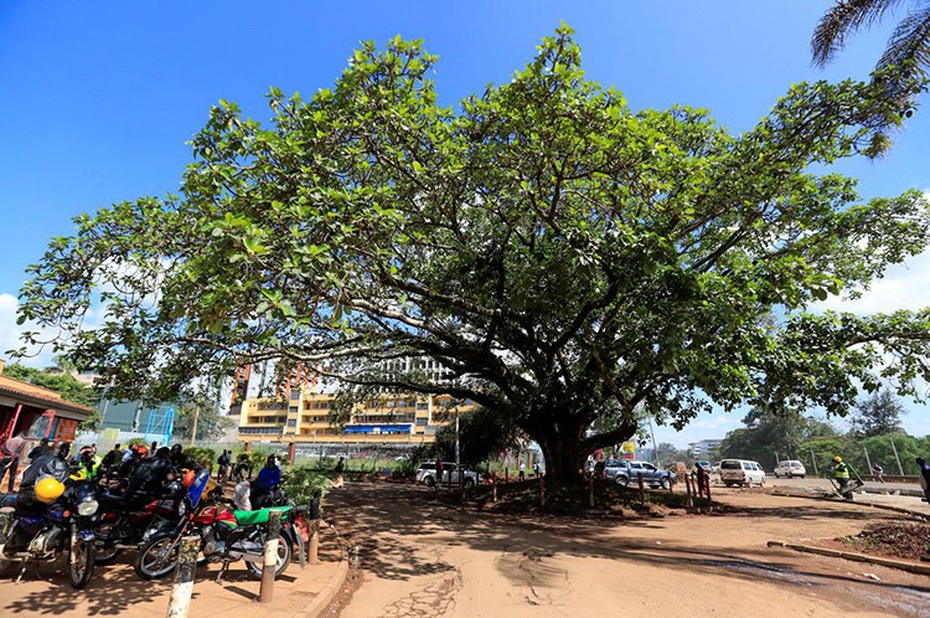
[16,27,930,481]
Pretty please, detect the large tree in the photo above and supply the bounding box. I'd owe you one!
[15,28,930,481]
[850,388,906,436]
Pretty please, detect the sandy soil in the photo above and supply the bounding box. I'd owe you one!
[324,483,930,618]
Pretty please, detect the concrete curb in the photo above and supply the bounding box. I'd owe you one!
[767,540,930,575]
[770,490,929,520]
[298,558,350,618]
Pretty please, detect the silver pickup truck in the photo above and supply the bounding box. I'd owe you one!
[603,459,675,489]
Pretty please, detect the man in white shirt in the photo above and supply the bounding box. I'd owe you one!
[0,433,27,492]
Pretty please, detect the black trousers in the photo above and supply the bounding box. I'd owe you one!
[0,457,19,492]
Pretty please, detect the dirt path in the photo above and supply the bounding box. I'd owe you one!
[324,483,930,617]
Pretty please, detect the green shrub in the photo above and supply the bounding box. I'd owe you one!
[282,466,331,508]
[183,446,216,469]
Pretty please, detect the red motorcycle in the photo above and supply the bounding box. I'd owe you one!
[93,481,187,565]
[135,494,307,581]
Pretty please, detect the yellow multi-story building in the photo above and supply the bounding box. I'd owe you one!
[237,389,476,445]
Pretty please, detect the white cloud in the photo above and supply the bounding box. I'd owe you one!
[815,249,930,314]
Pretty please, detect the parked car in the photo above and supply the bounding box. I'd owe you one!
[773,460,806,479]
[603,459,676,489]
[718,459,766,487]
[416,462,482,487]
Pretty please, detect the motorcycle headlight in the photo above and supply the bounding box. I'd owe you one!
[78,498,99,517]
[177,501,187,517]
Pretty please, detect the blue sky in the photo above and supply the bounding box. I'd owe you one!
[1,2,928,445]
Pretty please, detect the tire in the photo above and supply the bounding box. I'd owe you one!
[799,476,805,479]
[723,481,734,487]
[94,547,121,566]
[424,476,436,487]
[464,478,476,488]
[93,521,122,565]
[774,472,779,479]
[135,534,180,580]
[760,477,765,487]
[615,475,630,488]
[244,534,292,579]
[660,477,671,490]
[69,534,96,589]
[0,559,14,577]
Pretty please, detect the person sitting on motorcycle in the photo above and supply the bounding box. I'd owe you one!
[117,445,146,484]
[170,444,194,471]
[233,479,252,511]
[73,446,101,479]
[18,441,71,506]
[250,455,281,509]
[124,446,178,508]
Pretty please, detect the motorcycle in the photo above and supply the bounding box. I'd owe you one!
[135,497,304,581]
[0,478,99,589]
[92,479,188,565]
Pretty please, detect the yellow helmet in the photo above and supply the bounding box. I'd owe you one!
[35,477,65,503]
[833,456,842,463]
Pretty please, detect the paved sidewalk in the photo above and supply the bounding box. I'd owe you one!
[0,532,346,618]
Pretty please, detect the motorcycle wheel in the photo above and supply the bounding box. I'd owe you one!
[135,534,180,580]
[93,522,122,565]
[244,534,292,579]
[69,533,96,589]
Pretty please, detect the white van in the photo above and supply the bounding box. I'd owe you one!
[718,459,766,487]
[773,460,806,478]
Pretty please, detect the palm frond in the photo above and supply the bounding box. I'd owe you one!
[812,0,908,67]
[876,4,930,79]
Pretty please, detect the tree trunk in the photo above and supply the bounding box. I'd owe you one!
[529,414,638,484]
[532,418,590,484]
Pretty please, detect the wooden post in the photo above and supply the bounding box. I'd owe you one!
[288,442,296,466]
[863,446,873,478]
[704,471,711,503]
[538,472,546,507]
[685,475,694,509]
[504,468,509,484]
[166,536,199,618]
[809,448,819,477]
[308,520,320,565]
[588,473,595,508]
[637,472,645,506]
[260,510,283,603]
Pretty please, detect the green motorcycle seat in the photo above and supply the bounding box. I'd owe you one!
[232,505,292,526]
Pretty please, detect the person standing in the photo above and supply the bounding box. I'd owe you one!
[916,457,930,506]
[832,456,851,499]
[217,450,231,482]
[333,456,346,488]
[0,432,28,491]
[519,461,526,482]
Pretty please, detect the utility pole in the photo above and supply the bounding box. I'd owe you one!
[189,407,200,447]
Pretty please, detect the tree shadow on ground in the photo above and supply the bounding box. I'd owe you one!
[0,558,176,615]
[323,481,930,614]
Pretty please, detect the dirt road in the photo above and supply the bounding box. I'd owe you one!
[325,483,930,617]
